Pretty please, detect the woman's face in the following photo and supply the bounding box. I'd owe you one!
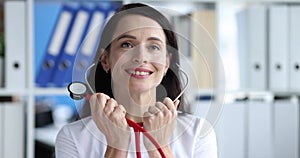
[101,15,170,95]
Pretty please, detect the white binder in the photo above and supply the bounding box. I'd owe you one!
[4,1,26,90]
[274,98,299,158]
[269,5,289,92]
[0,103,3,157]
[215,102,246,158]
[0,57,3,87]
[247,100,273,158]
[236,9,248,90]
[236,6,267,91]
[248,6,267,91]
[289,6,300,92]
[0,102,24,158]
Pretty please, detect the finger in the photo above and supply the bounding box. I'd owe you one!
[118,105,127,115]
[89,93,110,110]
[155,102,169,115]
[174,100,180,109]
[143,111,153,118]
[96,93,110,107]
[155,102,166,111]
[143,111,155,124]
[89,94,97,108]
[110,105,127,127]
[148,105,160,114]
[113,105,126,118]
[163,97,176,112]
[103,98,118,114]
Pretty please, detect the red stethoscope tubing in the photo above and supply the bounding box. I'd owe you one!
[126,118,166,158]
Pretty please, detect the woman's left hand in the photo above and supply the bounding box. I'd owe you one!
[143,97,180,155]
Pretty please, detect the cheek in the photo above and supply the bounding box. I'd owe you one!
[152,62,167,74]
[152,55,169,69]
[108,51,124,69]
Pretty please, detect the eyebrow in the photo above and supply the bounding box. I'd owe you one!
[117,34,136,41]
[147,37,164,44]
[117,34,164,44]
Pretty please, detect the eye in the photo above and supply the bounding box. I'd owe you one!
[121,42,133,48]
[148,44,160,51]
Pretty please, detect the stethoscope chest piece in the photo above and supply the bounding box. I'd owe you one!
[68,81,88,100]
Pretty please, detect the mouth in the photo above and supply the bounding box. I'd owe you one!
[126,68,153,78]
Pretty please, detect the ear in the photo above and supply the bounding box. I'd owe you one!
[100,49,110,72]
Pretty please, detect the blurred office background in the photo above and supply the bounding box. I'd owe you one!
[0,0,299,158]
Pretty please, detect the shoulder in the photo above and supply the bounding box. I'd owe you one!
[55,117,107,157]
[177,111,214,135]
[171,112,218,157]
[58,116,93,133]
[56,116,101,141]
[176,111,217,149]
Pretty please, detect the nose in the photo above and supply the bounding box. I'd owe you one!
[132,44,148,64]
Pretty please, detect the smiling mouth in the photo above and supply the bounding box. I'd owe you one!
[129,70,151,76]
[126,69,153,77]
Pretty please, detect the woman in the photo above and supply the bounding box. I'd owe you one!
[56,3,217,158]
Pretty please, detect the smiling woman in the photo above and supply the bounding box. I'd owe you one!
[55,3,218,158]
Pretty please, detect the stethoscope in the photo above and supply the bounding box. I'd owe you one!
[68,62,189,158]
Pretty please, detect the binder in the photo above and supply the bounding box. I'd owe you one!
[274,98,299,158]
[51,6,93,87]
[236,9,248,90]
[269,5,289,92]
[0,103,3,157]
[247,100,273,158]
[0,56,3,88]
[35,5,77,87]
[0,102,25,158]
[72,6,108,83]
[4,1,26,90]
[289,6,300,92]
[236,6,267,91]
[0,33,4,88]
[247,6,268,91]
[34,2,62,77]
[214,101,246,158]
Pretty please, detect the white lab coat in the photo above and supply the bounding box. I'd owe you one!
[55,112,218,158]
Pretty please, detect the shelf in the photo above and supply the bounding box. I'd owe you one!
[0,87,68,96]
[0,88,27,96]
[34,87,69,96]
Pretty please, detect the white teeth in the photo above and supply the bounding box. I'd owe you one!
[130,71,150,76]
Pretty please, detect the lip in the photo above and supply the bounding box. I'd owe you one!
[126,67,153,79]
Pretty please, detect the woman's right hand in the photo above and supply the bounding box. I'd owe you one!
[89,93,130,151]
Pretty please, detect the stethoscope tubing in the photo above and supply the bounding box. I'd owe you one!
[126,118,166,158]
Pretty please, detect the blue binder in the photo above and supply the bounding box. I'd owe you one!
[51,5,93,87]
[35,4,77,87]
[71,5,111,83]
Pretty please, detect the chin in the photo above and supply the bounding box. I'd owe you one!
[130,84,156,93]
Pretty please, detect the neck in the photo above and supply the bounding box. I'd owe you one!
[126,113,143,123]
[113,88,156,123]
